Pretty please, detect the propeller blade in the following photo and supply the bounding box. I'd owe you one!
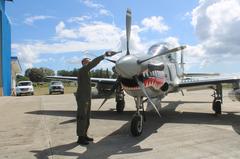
[98,98,109,110]
[105,59,116,63]
[104,50,122,63]
[97,79,120,110]
[126,8,132,55]
[134,76,162,118]
[106,50,122,56]
[181,90,184,96]
[138,45,187,64]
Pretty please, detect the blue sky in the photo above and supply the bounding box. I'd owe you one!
[5,0,240,74]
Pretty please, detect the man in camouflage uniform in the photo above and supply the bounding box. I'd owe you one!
[76,51,115,145]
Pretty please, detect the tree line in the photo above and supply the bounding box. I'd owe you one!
[17,67,114,83]
[57,68,113,78]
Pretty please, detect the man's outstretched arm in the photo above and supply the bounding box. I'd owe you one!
[84,55,105,71]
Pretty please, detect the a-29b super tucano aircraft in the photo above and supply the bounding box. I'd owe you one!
[47,9,240,137]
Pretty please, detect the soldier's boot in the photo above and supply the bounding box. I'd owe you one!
[85,136,94,141]
[77,136,89,145]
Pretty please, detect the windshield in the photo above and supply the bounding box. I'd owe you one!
[148,43,177,62]
[51,81,62,85]
[148,43,169,56]
[18,82,32,86]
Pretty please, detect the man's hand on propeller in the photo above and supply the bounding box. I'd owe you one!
[105,51,121,57]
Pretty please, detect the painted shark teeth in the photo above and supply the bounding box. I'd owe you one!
[122,70,165,91]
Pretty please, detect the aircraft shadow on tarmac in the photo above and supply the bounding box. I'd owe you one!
[27,100,240,159]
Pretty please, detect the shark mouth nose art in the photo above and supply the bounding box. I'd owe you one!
[121,70,165,91]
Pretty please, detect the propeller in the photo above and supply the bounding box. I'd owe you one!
[126,8,132,55]
[105,59,116,63]
[98,78,120,110]
[134,76,162,118]
[97,8,130,109]
[138,45,187,64]
[104,50,122,63]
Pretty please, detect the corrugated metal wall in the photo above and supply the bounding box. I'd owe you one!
[0,0,11,96]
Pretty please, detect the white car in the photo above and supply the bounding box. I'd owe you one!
[49,81,64,94]
[16,81,34,96]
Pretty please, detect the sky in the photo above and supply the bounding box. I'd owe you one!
[5,0,240,74]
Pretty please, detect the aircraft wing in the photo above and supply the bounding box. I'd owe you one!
[46,76,117,85]
[178,75,240,88]
[46,76,77,81]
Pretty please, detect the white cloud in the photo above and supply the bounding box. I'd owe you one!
[55,21,79,39]
[65,56,82,65]
[24,15,54,25]
[81,0,103,9]
[81,0,113,18]
[164,37,180,48]
[99,9,112,16]
[141,16,169,33]
[55,21,122,43]
[67,16,91,23]
[36,58,56,64]
[190,0,240,60]
[13,20,151,68]
[161,37,207,70]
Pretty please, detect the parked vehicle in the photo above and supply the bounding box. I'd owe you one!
[16,81,34,96]
[49,81,64,94]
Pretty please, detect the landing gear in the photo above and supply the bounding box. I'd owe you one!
[116,83,125,113]
[116,100,125,112]
[212,84,223,115]
[131,114,143,136]
[131,97,145,136]
[212,100,221,115]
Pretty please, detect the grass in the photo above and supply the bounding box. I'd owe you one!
[34,86,77,96]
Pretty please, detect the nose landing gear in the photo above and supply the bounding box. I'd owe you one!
[131,97,146,136]
[115,83,125,113]
[212,84,223,115]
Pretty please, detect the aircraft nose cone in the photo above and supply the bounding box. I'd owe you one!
[115,55,142,79]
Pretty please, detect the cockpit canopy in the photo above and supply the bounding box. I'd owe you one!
[147,43,177,62]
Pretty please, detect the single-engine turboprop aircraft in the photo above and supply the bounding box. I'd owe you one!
[47,9,240,137]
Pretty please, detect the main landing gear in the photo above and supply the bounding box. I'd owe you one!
[131,97,146,136]
[212,84,223,115]
[115,83,125,113]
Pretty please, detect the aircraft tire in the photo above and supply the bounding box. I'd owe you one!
[131,115,143,137]
[212,100,221,115]
[116,100,125,113]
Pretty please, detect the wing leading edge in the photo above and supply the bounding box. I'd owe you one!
[179,75,240,88]
[46,76,117,85]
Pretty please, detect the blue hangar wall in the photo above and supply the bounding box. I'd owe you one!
[0,0,11,96]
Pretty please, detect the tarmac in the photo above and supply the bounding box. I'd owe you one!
[1,90,240,159]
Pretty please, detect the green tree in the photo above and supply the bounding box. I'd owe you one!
[40,67,55,76]
[99,69,103,78]
[58,70,74,76]
[25,68,31,77]
[25,67,55,82]
[16,75,29,83]
[106,68,109,78]
[26,68,44,82]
